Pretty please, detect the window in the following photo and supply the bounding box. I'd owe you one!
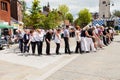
[102,1,106,4]
[1,1,8,11]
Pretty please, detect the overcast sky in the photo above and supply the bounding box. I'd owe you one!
[26,0,120,18]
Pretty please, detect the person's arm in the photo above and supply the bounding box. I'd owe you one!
[27,36,31,46]
[85,31,90,37]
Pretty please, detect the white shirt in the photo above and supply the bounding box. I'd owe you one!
[64,29,69,37]
[54,33,61,43]
[38,32,44,41]
[30,35,36,42]
[75,30,81,41]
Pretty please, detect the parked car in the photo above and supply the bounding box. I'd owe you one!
[0,38,6,49]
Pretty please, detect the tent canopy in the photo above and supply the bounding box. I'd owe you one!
[0,23,14,29]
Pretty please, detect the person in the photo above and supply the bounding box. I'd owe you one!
[36,29,44,55]
[54,29,61,55]
[23,30,30,53]
[75,26,81,53]
[45,29,52,55]
[16,29,24,53]
[27,30,37,55]
[81,27,89,53]
[87,26,96,52]
[63,25,72,54]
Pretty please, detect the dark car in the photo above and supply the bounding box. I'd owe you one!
[0,38,6,49]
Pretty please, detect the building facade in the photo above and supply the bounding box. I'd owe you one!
[0,0,11,24]
[99,0,111,19]
[10,0,23,23]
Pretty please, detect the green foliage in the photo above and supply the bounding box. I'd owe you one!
[113,10,120,17]
[58,4,69,21]
[66,13,74,23]
[23,0,62,29]
[74,18,81,26]
[43,9,62,29]
[28,0,42,29]
[74,8,92,28]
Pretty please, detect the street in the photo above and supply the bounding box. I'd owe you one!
[0,35,120,80]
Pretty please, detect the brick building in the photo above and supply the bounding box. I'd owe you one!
[10,0,23,23]
[0,0,11,24]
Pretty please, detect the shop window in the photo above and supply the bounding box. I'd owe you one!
[1,1,8,11]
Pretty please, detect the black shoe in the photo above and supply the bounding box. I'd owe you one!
[47,53,51,55]
[56,53,61,55]
[75,52,78,53]
[86,51,90,53]
[65,52,68,54]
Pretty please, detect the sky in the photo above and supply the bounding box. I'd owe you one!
[26,0,120,18]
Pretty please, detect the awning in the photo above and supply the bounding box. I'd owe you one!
[0,23,14,29]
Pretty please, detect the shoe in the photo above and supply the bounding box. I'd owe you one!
[75,51,78,53]
[47,53,51,55]
[56,53,61,55]
[86,51,90,53]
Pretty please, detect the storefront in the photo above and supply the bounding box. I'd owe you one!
[0,23,13,37]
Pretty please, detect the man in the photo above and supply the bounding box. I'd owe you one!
[16,30,24,53]
[45,29,52,55]
[23,30,30,53]
[63,25,72,54]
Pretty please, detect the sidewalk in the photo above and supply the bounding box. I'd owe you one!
[46,35,120,80]
[0,36,120,80]
[0,38,79,80]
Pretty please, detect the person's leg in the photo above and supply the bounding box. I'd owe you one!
[31,42,36,55]
[81,37,85,52]
[37,42,41,55]
[75,41,79,53]
[19,39,23,53]
[56,43,60,54]
[40,41,43,55]
[79,42,82,53]
[24,42,27,53]
[66,38,71,54]
[64,37,68,53]
[46,41,50,55]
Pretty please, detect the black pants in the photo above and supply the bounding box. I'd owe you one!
[64,37,70,54]
[46,40,50,55]
[36,41,41,55]
[40,41,43,55]
[103,36,107,46]
[24,41,29,53]
[31,42,36,55]
[19,39,23,53]
[75,41,81,53]
[56,43,60,54]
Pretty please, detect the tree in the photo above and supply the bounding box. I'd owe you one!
[66,13,74,23]
[43,9,62,29]
[74,8,92,27]
[58,4,69,21]
[113,10,120,17]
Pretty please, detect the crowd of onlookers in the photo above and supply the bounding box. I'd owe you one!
[1,24,115,55]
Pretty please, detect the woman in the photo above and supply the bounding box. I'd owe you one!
[54,29,61,55]
[75,26,81,53]
[36,29,44,55]
[27,30,37,55]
